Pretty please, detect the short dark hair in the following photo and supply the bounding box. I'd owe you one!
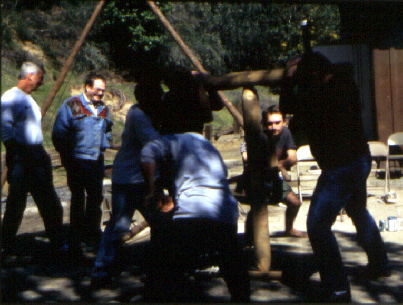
[262,105,284,124]
[134,82,164,116]
[85,71,106,87]
[296,51,333,80]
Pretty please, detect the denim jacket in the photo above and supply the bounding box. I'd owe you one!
[52,93,113,161]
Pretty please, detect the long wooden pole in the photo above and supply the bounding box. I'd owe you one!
[41,0,105,117]
[1,0,105,190]
[146,1,244,126]
[203,69,284,91]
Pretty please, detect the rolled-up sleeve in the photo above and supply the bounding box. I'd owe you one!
[133,111,160,146]
[1,96,16,143]
[141,138,167,164]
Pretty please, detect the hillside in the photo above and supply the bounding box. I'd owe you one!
[1,1,287,151]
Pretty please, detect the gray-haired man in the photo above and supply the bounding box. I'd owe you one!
[1,62,65,257]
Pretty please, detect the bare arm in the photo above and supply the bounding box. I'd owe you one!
[278,149,297,170]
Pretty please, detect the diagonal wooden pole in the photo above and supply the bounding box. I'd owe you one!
[1,0,105,191]
[41,0,105,117]
[147,0,244,127]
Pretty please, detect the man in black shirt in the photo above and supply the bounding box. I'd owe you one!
[242,105,306,238]
[282,52,390,302]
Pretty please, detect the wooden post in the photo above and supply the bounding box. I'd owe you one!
[233,119,240,136]
[204,124,212,142]
[146,1,244,127]
[242,87,273,274]
[1,0,105,191]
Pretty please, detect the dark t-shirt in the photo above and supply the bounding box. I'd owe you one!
[272,126,297,162]
[241,126,297,167]
[294,72,369,170]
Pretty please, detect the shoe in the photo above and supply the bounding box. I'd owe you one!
[1,248,18,265]
[327,290,352,303]
[121,222,148,243]
[66,243,88,266]
[367,264,392,280]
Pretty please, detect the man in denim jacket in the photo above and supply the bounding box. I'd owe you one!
[52,72,113,260]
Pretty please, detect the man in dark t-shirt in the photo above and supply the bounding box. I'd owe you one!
[242,105,306,238]
[282,52,390,302]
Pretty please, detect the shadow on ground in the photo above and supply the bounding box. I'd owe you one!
[1,229,402,303]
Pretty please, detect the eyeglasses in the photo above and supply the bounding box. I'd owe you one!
[93,87,105,93]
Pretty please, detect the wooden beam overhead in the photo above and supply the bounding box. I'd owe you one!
[203,69,285,91]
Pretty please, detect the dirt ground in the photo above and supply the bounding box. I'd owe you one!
[1,135,403,303]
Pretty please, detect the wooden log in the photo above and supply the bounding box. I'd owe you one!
[242,87,277,273]
[146,1,244,127]
[204,69,285,91]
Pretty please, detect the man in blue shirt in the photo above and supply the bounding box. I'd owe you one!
[140,69,249,302]
[1,61,65,257]
[90,82,163,287]
[52,72,113,260]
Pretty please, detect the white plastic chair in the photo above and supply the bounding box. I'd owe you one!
[296,145,321,203]
[385,132,403,193]
[366,141,388,195]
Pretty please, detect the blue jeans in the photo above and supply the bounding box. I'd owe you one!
[92,182,147,278]
[144,218,250,302]
[2,145,64,252]
[64,156,105,249]
[307,154,389,294]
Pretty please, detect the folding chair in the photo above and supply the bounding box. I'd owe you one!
[366,141,388,196]
[385,132,403,193]
[296,145,321,203]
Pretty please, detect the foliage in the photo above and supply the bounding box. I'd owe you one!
[165,3,340,73]
[1,0,112,73]
[2,1,340,78]
[1,1,341,140]
[94,1,173,78]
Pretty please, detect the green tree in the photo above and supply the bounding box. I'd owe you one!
[94,1,173,79]
[164,3,340,73]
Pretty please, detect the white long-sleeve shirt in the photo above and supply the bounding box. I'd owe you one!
[1,87,43,145]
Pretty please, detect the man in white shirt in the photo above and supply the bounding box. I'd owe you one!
[1,61,65,257]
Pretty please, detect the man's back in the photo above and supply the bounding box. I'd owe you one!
[1,87,43,145]
[112,104,159,184]
[299,72,369,169]
[141,132,238,224]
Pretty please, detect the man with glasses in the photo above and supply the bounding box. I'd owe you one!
[52,72,113,262]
